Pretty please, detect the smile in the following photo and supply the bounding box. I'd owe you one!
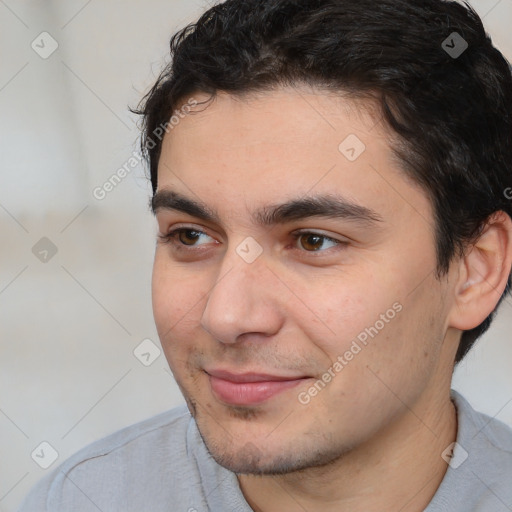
[205,370,312,406]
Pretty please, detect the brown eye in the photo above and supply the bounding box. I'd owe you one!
[292,232,342,253]
[299,234,325,251]
[158,227,215,250]
[178,230,202,246]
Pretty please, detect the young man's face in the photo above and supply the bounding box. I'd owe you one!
[152,87,458,474]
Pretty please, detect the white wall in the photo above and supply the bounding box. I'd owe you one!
[0,1,511,510]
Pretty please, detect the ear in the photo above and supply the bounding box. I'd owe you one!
[448,211,512,331]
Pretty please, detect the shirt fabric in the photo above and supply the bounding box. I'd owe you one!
[17,389,512,511]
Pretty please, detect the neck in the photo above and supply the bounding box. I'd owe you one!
[237,386,457,512]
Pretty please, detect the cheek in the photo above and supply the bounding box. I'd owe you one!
[151,253,203,341]
[296,271,430,399]
[152,261,206,381]
[296,273,393,357]
[341,284,446,397]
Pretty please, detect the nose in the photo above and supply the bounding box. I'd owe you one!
[200,246,285,344]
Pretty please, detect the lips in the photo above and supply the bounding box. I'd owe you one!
[205,369,311,406]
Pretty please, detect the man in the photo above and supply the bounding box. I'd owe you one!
[18,0,512,510]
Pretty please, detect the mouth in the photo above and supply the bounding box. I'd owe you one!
[204,369,312,406]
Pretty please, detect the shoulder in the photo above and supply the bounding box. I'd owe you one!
[455,392,512,453]
[427,390,512,512]
[17,405,196,511]
[58,404,192,471]
[453,390,512,459]
[457,391,512,504]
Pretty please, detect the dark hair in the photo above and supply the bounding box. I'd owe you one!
[132,0,512,364]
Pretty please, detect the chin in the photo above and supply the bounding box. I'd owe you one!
[199,429,347,476]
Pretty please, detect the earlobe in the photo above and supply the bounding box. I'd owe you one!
[449,211,512,331]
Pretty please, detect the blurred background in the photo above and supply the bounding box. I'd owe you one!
[0,0,511,510]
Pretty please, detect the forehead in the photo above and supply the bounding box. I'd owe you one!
[166,87,386,159]
[157,86,431,225]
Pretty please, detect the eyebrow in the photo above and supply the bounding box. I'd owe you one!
[151,190,383,226]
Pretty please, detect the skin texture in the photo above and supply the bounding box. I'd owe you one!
[151,86,512,511]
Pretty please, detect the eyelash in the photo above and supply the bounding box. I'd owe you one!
[158,228,347,254]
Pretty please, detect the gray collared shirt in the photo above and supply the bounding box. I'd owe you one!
[17,390,512,511]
